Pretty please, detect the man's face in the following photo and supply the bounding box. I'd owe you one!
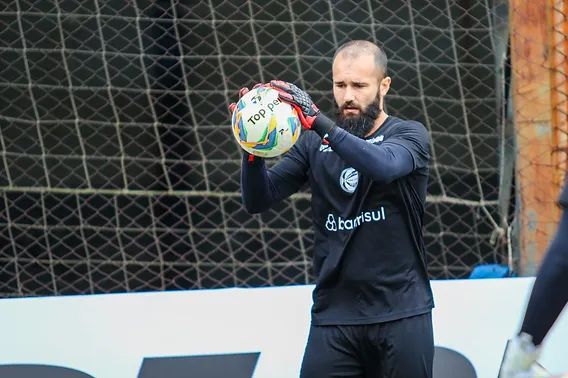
[332,52,390,137]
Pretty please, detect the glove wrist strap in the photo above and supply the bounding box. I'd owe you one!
[311,113,336,139]
[244,152,261,163]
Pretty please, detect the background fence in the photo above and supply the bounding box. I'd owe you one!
[509,0,568,275]
[0,0,565,297]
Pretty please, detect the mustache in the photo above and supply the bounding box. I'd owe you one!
[338,102,362,111]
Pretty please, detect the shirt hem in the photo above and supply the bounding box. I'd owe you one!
[310,305,434,326]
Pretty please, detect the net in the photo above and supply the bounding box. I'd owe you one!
[0,0,509,297]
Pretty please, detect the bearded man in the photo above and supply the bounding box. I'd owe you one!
[231,40,434,378]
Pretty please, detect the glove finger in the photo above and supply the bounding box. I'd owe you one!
[270,80,291,91]
[289,82,302,92]
[238,87,250,99]
[252,83,266,89]
[275,90,294,102]
[228,102,236,114]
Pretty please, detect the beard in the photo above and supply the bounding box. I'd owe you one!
[335,96,382,138]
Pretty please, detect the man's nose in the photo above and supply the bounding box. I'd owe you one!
[343,87,355,102]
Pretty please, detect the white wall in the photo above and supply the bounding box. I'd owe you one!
[0,277,566,378]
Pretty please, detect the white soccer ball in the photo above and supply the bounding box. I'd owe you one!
[231,86,302,158]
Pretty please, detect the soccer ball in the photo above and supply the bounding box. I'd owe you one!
[231,86,302,158]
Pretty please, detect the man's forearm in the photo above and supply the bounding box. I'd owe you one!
[312,115,415,183]
[240,153,275,214]
[520,209,568,345]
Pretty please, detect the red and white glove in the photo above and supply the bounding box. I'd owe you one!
[268,80,337,144]
[268,80,321,130]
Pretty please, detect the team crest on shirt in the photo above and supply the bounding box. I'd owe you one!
[339,167,358,194]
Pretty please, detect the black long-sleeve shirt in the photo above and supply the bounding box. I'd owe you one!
[241,115,434,325]
[520,184,568,345]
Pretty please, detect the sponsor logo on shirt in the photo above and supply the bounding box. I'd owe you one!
[339,167,358,194]
[319,134,384,152]
[325,207,387,232]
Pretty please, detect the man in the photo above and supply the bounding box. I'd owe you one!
[230,40,434,377]
[499,183,568,378]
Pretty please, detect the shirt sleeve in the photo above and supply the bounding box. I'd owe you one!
[240,133,311,214]
[519,208,568,345]
[559,179,568,208]
[314,115,430,183]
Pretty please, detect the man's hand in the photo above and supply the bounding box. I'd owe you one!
[268,80,320,130]
[228,87,249,115]
[499,333,544,378]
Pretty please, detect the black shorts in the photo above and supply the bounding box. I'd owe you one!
[299,312,434,378]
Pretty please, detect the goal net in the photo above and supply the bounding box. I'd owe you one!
[0,0,511,296]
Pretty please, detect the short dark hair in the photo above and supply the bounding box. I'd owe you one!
[333,40,388,77]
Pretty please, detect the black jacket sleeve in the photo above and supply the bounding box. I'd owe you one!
[519,188,568,346]
[312,114,430,183]
[240,134,311,214]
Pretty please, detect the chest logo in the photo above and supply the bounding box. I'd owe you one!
[339,167,358,194]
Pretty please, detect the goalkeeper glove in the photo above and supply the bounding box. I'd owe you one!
[268,80,336,141]
[268,80,320,129]
[499,333,544,378]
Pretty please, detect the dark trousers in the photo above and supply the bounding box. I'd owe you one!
[299,312,434,378]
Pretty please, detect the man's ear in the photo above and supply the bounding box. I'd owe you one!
[380,76,391,97]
